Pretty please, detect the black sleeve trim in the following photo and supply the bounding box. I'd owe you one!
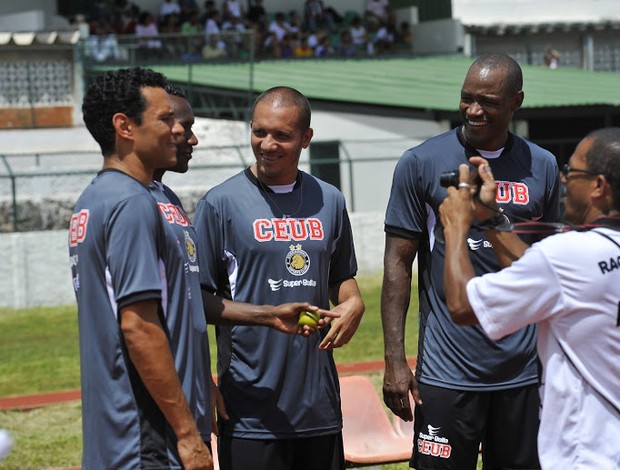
[117,290,162,311]
[384,224,424,240]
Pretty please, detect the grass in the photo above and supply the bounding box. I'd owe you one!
[0,306,81,397]
[0,273,423,469]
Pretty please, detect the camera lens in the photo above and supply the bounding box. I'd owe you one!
[439,170,460,188]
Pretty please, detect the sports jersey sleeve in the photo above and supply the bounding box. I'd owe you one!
[106,193,163,309]
[384,150,427,239]
[327,197,358,285]
[542,160,561,223]
[466,243,560,341]
[193,196,226,295]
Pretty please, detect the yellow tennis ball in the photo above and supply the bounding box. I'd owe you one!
[298,311,320,328]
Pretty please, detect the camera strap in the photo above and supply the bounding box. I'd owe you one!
[494,216,620,235]
[549,326,620,416]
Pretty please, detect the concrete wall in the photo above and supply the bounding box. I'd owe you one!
[0,230,74,309]
[0,211,387,309]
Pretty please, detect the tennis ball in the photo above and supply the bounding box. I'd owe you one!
[298,310,320,329]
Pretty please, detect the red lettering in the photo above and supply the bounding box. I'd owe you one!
[307,219,324,239]
[512,182,529,205]
[254,219,272,241]
[253,218,324,242]
[158,202,174,223]
[495,181,511,203]
[289,219,308,240]
[494,181,530,205]
[157,203,189,226]
[69,210,89,247]
[416,439,451,459]
[273,219,289,240]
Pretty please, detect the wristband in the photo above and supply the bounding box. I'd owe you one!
[478,209,510,230]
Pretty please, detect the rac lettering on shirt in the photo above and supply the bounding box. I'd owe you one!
[495,181,530,205]
[69,209,89,247]
[157,202,190,227]
[253,218,324,242]
[598,255,620,274]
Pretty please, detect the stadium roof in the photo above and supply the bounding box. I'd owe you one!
[0,30,80,45]
[153,56,620,119]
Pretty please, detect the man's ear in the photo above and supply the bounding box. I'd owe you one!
[302,127,313,149]
[513,90,524,112]
[592,174,613,210]
[595,174,612,194]
[112,113,132,140]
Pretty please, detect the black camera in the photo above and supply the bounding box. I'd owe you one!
[439,170,460,188]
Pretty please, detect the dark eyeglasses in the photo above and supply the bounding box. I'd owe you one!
[561,164,599,178]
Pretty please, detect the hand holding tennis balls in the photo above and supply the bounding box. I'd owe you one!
[298,310,321,329]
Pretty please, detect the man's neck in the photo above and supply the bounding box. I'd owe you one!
[153,169,165,182]
[103,154,153,186]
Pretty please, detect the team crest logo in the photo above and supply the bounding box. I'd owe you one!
[286,244,310,276]
[184,231,197,263]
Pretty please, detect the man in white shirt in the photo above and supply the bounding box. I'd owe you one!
[440,128,620,469]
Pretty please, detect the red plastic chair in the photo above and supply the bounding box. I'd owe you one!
[210,433,220,470]
[340,375,414,467]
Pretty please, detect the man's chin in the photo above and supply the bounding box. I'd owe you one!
[171,166,189,174]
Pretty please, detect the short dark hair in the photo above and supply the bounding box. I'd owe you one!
[471,53,523,95]
[585,127,620,209]
[165,82,187,99]
[82,67,169,157]
[251,86,311,131]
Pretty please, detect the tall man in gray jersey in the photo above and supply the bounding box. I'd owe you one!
[382,54,561,469]
[70,67,213,469]
[193,86,365,470]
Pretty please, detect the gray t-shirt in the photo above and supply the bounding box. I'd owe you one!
[194,168,357,439]
[69,170,211,468]
[385,128,561,390]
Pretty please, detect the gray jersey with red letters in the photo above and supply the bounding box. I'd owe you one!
[194,168,357,439]
[385,127,561,390]
[69,170,211,468]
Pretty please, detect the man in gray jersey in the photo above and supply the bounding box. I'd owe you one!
[152,85,331,439]
[382,54,560,469]
[193,86,365,470]
[70,67,212,469]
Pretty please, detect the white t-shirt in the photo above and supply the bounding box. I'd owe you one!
[225,0,242,18]
[350,25,366,45]
[366,0,388,19]
[268,20,290,41]
[467,227,620,469]
[160,1,181,17]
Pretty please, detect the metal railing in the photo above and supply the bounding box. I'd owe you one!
[0,138,418,232]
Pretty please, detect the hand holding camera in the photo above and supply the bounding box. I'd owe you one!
[439,158,507,233]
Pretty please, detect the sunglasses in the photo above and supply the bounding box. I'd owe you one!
[560,164,599,179]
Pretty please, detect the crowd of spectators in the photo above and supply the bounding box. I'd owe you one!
[76,0,413,63]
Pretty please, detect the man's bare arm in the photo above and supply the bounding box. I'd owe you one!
[120,299,212,470]
[382,234,420,417]
[319,277,365,349]
[201,292,338,335]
